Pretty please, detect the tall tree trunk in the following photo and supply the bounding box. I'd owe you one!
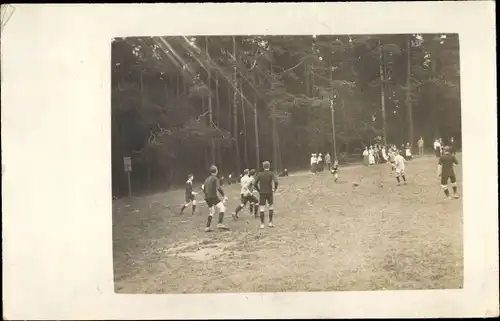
[139,72,151,191]
[378,41,388,146]
[232,36,241,175]
[311,43,316,97]
[270,63,279,172]
[329,59,338,159]
[205,37,216,165]
[276,128,282,173]
[383,51,391,142]
[164,81,169,106]
[176,75,180,98]
[215,73,222,167]
[430,55,438,138]
[202,94,210,169]
[304,63,310,97]
[272,114,279,172]
[228,85,232,136]
[240,81,249,169]
[406,35,414,148]
[253,71,260,170]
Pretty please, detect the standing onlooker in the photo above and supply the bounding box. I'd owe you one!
[450,137,457,155]
[368,146,375,165]
[405,143,412,161]
[418,137,424,157]
[362,147,369,166]
[310,153,317,174]
[318,153,324,172]
[381,145,388,163]
[374,145,380,164]
[434,138,442,158]
[325,152,332,171]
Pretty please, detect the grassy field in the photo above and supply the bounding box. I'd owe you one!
[112,154,463,293]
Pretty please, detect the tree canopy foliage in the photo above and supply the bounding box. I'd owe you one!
[112,34,461,196]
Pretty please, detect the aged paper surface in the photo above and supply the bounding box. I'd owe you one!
[2,2,498,319]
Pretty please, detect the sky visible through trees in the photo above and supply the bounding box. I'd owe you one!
[111,34,461,196]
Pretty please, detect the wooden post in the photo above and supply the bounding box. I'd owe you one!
[123,156,132,197]
[127,172,132,197]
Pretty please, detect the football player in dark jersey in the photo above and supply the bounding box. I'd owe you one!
[254,161,279,229]
[180,174,196,215]
[202,165,229,231]
[437,146,460,199]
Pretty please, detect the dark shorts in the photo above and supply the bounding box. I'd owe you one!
[240,194,258,205]
[205,197,222,208]
[441,174,457,185]
[259,193,274,206]
[185,194,194,203]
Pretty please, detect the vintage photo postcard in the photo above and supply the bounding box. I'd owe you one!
[2,2,498,319]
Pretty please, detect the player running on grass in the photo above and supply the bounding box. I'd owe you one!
[202,165,229,232]
[330,159,340,182]
[248,169,259,217]
[232,169,259,220]
[388,147,397,174]
[254,161,279,229]
[437,146,460,199]
[394,150,407,186]
[180,173,197,215]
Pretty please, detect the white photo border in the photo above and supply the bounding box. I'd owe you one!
[2,2,498,319]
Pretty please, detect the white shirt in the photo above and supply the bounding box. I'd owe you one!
[240,175,253,195]
[395,154,406,171]
[433,141,441,150]
[317,156,323,162]
[310,157,317,165]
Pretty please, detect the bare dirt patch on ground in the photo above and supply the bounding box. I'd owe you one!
[113,155,463,293]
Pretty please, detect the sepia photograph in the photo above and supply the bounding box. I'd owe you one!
[112,34,464,294]
[2,3,497,319]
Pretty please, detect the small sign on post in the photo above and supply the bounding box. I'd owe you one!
[123,156,132,197]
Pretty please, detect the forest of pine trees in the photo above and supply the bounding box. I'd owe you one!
[111,34,461,196]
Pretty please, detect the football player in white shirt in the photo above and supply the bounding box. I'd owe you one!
[248,169,259,217]
[232,169,259,219]
[394,150,407,186]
